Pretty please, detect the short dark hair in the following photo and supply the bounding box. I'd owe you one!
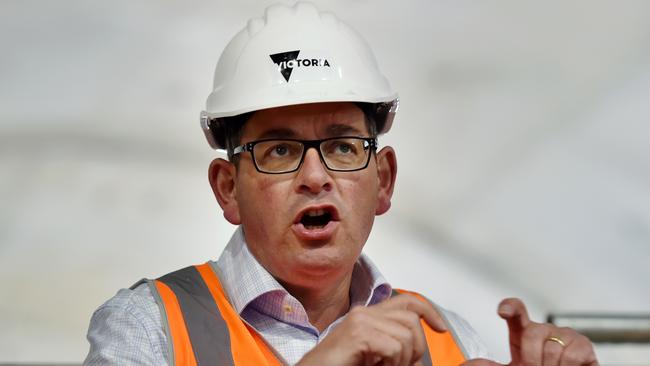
[221,112,254,162]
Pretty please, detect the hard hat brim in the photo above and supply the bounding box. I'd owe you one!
[201,97,398,150]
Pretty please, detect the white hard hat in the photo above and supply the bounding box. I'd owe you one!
[201,1,399,150]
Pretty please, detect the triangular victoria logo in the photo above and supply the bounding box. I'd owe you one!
[270,50,301,82]
[270,50,332,82]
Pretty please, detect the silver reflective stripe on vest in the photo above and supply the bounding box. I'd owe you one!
[158,266,236,366]
[432,302,471,360]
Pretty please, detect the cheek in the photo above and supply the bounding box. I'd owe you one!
[260,176,292,204]
[336,176,378,253]
[238,174,290,225]
[339,174,379,216]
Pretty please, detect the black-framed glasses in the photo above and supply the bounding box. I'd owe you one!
[232,136,377,174]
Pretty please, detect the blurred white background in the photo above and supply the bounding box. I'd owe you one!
[1,0,649,363]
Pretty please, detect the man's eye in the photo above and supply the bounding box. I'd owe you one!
[272,145,288,156]
[334,143,355,154]
[266,143,297,158]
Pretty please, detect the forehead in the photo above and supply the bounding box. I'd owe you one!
[241,102,367,139]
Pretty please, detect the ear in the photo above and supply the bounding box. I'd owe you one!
[375,146,397,215]
[208,158,241,224]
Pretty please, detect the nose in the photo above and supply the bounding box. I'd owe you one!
[295,147,332,194]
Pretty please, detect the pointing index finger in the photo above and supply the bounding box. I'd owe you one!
[498,297,531,332]
[498,297,533,364]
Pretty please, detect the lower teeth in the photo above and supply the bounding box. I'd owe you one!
[305,224,324,229]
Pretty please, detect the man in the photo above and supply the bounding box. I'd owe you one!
[84,2,599,365]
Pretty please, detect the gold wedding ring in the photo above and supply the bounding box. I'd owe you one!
[546,336,567,348]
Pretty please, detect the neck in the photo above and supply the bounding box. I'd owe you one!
[280,272,352,332]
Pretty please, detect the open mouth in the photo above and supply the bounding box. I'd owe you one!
[295,206,338,230]
[300,209,332,229]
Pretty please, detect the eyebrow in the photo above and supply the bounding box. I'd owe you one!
[255,123,364,140]
[257,128,297,139]
[325,124,364,137]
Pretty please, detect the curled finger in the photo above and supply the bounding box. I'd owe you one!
[383,309,428,363]
[543,334,566,366]
[378,293,447,332]
[371,317,414,366]
[559,332,598,366]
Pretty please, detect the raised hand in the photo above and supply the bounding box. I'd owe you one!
[463,298,599,366]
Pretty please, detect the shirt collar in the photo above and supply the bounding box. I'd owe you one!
[214,226,392,315]
[213,226,285,313]
[350,254,392,307]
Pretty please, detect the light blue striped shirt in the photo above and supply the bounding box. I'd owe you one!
[84,227,489,365]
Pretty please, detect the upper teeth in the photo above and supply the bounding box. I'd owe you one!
[305,209,326,217]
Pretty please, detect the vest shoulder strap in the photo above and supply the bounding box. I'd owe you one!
[151,263,281,366]
[392,288,468,365]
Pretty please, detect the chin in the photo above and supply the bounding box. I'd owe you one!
[294,249,354,275]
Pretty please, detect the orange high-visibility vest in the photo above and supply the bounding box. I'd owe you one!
[142,263,467,365]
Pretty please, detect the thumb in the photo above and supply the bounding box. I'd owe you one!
[461,358,504,366]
